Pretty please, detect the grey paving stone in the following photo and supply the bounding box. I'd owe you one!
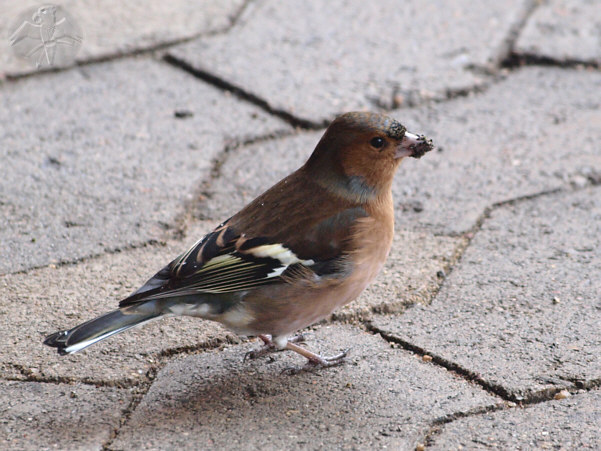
[372,187,601,401]
[392,66,601,234]
[204,67,601,236]
[516,0,601,64]
[0,380,130,450]
[112,324,498,450]
[168,0,531,124]
[430,391,601,450]
[0,0,245,76]
[0,57,289,274]
[1,224,237,385]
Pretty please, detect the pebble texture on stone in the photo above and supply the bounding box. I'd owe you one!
[1,228,236,385]
[0,0,246,76]
[389,67,601,234]
[112,325,498,450]
[0,58,288,273]
[372,187,601,401]
[201,67,601,236]
[516,0,601,64]
[0,381,130,450]
[169,0,531,123]
[430,391,601,450]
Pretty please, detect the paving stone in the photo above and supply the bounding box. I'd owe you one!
[0,380,130,450]
[430,391,601,450]
[391,66,601,234]
[169,0,531,124]
[0,224,237,385]
[112,324,498,450]
[371,187,601,401]
[0,57,289,274]
[203,68,601,237]
[0,0,245,76]
[516,0,601,64]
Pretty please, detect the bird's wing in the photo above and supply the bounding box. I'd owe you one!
[9,21,40,46]
[119,216,352,307]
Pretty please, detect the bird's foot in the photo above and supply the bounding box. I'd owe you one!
[244,334,306,361]
[281,342,350,375]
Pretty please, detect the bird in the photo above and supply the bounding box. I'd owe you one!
[44,111,433,371]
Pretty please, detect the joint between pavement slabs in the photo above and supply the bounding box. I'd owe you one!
[1,127,301,277]
[1,0,253,84]
[4,361,154,390]
[3,333,243,389]
[332,184,599,325]
[364,184,601,405]
[101,384,160,451]
[485,0,540,70]
[429,183,598,303]
[419,385,601,450]
[369,324,601,409]
[98,327,417,451]
[416,403,512,450]
[168,126,303,229]
[502,52,601,71]
[1,239,165,278]
[163,53,325,129]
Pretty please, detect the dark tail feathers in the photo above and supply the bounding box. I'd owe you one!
[44,309,161,355]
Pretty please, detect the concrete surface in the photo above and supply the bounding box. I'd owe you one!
[0,57,288,273]
[111,325,498,450]
[429,390,601,450]
[203,67,601,235]
[516,0,601,64]
[371,187,601,402]
[2,0,601,449]
[0,227,236,385]
[0,0,246,77]
[168,0,532,124]
[0,381,130,450]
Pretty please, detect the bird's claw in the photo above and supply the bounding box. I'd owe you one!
[281,348,351,375]
[244,346,274,361]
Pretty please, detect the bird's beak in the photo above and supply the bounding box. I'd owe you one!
[395,131,434,159]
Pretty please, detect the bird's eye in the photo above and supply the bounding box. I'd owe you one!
[370,137,385,149]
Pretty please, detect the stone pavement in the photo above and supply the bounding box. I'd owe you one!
[1,0,600,449]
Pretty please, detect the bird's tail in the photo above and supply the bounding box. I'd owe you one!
[43,308,162,355]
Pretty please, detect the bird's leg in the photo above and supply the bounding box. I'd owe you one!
[244,334,306,361]
[282,342,350,375]
[245,334,348,373]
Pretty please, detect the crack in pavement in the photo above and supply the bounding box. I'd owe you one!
[502,52,601,71]
[101,379,157,451]
[1,0,253,83]
[163,52,324,129]
[487,0,540,70]
[169,127,302,230]
[0,239,165,278]
[418,385,601,449]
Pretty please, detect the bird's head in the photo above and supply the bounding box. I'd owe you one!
[305,112,433,202]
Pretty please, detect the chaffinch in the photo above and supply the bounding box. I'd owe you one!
[44,112,433,371]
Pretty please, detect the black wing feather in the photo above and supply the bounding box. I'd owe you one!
[120,223,307,306]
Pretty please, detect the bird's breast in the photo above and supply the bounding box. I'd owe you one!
[236,204,394,338]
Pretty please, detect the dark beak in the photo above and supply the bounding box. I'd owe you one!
[395,131,434,159]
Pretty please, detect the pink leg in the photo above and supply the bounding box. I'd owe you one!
[245,334,349,373]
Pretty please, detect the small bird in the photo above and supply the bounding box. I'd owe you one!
[44,112,433,371]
